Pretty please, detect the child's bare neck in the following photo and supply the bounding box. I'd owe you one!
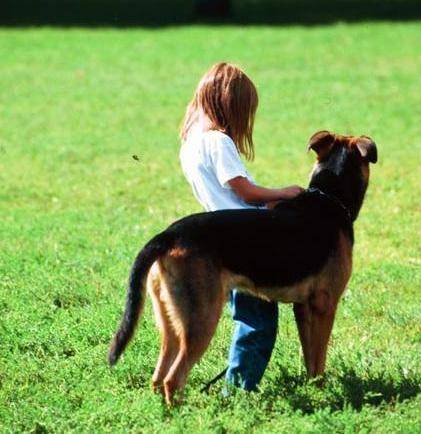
[197,110,213,132]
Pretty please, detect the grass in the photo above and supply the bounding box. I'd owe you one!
[0,22,420,433]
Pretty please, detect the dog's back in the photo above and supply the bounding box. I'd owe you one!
[165,189,353,288]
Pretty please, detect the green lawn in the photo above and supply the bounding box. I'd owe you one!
[0,22,420,433]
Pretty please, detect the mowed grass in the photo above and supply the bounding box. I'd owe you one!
[0,22,420,433]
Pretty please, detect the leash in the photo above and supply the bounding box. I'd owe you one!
[200,367,228,393]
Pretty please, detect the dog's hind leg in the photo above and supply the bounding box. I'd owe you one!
[162,295,224,405]
[160,256,225,405]
[293,290,338,378]
[148,265,180,393]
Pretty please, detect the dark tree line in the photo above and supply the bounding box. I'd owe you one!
[195,0,231,18]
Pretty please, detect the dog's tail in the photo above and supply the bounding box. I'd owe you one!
[108,231,173,366]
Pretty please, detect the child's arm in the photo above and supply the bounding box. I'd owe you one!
[228,176,304,205]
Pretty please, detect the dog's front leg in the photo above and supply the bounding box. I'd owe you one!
[293,301,314,376]
[308,290,338,378]
[293,290,338,379]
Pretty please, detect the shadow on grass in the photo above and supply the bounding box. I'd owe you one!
[1,0,421,27]
[265,366,420,413]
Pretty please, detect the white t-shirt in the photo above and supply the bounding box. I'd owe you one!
[180,127,258,212]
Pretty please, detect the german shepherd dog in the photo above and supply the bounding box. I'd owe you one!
[109,131,377,404]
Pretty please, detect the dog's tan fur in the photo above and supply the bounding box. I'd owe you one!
[147,256,225,401]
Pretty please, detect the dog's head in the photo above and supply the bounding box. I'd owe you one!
[308,130,377,221]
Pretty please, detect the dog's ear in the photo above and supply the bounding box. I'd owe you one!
[355,136,377,164]
[307,131,335,159]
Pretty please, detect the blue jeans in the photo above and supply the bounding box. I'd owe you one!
[225,290,278,391]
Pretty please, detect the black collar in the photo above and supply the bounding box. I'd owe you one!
[306,187,352,221]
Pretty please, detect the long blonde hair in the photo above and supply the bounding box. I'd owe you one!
[180,62,258,160]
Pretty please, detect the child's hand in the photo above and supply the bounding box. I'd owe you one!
[279,185,305,199]
[266,186,304,209]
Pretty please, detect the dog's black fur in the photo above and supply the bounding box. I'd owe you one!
[162,190,351,287]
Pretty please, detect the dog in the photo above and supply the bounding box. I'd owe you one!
[108,130,377,404]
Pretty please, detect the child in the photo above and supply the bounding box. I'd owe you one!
[179,62,303,391]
